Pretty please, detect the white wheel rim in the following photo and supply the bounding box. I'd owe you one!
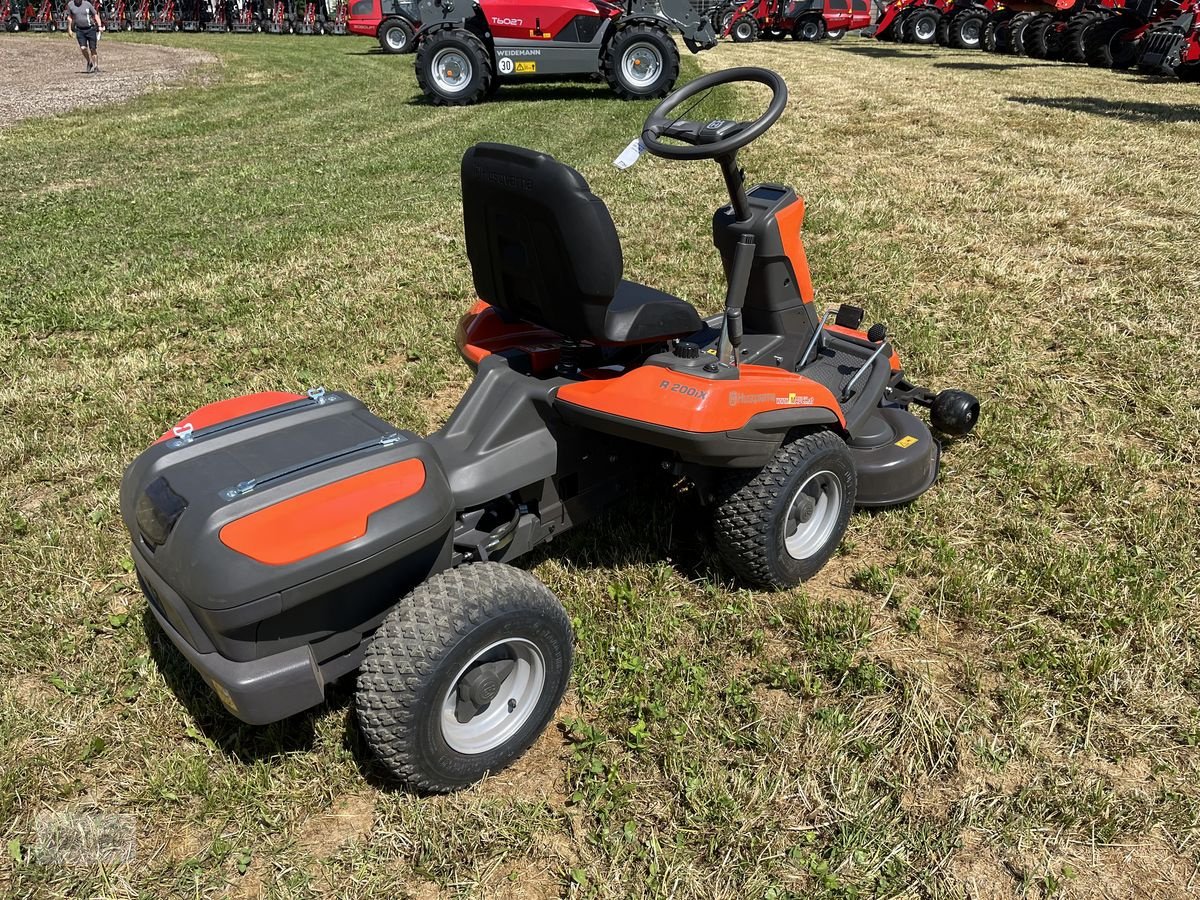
[385,25,405,49]
[622,41,662,86]
[783,470,842,560]
[432,47,472,93]
[962,19,980,43]
[440,638,546,755]
[735,21,751,39]
[803,22,818,39]
[916,18,935,40]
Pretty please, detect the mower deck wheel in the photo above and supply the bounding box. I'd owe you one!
[712,430,857,588]
[356,563,573,793]
[416,28,493,106]
[603,23,680,99]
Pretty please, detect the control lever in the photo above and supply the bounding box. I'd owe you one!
[718,234,756,367]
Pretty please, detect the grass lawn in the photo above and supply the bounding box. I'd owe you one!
[3,29,1200,900]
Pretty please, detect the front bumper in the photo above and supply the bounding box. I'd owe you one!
[137,552,326,726]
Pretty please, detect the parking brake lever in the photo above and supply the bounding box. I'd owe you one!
[718,234,755,368]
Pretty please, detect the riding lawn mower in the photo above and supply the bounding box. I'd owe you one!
[121,67,980,792]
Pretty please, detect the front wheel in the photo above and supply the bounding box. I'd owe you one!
[826,26,846,40]
[377,16,413,53]
[712,430,857,589]
[356,563,574,793]
[603,24,680,100]
[794,15,825,42]
[730,14,758,42]
[415,28,493,106]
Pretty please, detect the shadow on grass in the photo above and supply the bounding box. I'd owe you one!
[403,82,608,106]
[828,44,939,59]
[143,605,353,761]
[934,60,1044,70]
[1007,94,1200,122]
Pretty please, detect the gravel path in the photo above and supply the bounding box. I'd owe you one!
[0,35,215,127]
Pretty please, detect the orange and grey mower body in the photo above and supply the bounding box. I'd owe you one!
[120,70,976,784]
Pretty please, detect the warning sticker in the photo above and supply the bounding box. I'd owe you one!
[895,435,919,448]
[514,60,536,73]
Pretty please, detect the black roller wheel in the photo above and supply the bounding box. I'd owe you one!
[377,16,413,53]
[730,14,758,42]
[416,28,493,106]
[356,563,574,793]
[1009,12,1035,56]
[712,430,857,589]
[948,9,985,49]
[602,23,679,99]
[794,15,826,41]
[1061,9,1104,63]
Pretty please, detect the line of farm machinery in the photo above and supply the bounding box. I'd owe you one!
[707,0,875,42]
[873,0,1199,78]
[2,0,347,31]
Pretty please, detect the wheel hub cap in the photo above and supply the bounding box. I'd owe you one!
[441,638,546,754]
[622,42,662,87]
[783,470,842,560]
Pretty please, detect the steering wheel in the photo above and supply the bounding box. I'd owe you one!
[641,67,788,161]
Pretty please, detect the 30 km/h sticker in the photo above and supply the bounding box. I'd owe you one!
[498,57,514,74]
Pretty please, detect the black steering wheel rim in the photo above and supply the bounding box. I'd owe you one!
[641,67,788,161]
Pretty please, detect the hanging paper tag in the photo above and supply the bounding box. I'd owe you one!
[613,138,645,170]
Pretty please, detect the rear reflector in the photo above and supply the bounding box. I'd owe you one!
[136,477,188,549]
[219,459,426,565]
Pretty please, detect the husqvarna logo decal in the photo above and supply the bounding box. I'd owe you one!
[728,391,815,406]
[659,380,708,400]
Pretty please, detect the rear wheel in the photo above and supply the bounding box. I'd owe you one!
[982,10,1013,52]
[1009,11,1035,55]
[416,29,493,106]
[730,14,758,42]
[906,8,939,44]
[826,26,846,39]
[377,17,413,53]
[1023,13,1053,58]
[603,24,680,99]
[712,431,857,589]
[1061,9,1104,63]
[356,563,573,793]
[948,9,985,49]
[794,15,825,41]
[935,13,949,45]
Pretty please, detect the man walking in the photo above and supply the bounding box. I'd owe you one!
[66,0,104,74]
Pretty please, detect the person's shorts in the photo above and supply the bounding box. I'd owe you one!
[75,26,98,51]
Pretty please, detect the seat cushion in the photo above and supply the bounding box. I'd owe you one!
[602,281,704,346]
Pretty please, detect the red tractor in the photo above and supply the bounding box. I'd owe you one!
[130,0,151,27]
[150,0,179,28]
[204,0,231,28]
[102,0,131,27]
[3,0,20,29]
[874,0,996,47]
[1136,0,1199,75]
[293,0,326,32]
[718,0,872,42]
[412,0,717,105]
[27,0,58,30]
[347,0,419,51]
[981,0,1121,60]
[1082,0,1184,66]
[328,0,346,31]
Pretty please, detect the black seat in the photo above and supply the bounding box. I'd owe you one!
[461,143,703,346]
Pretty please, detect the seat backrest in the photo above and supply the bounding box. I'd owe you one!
[461,143,623,342]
